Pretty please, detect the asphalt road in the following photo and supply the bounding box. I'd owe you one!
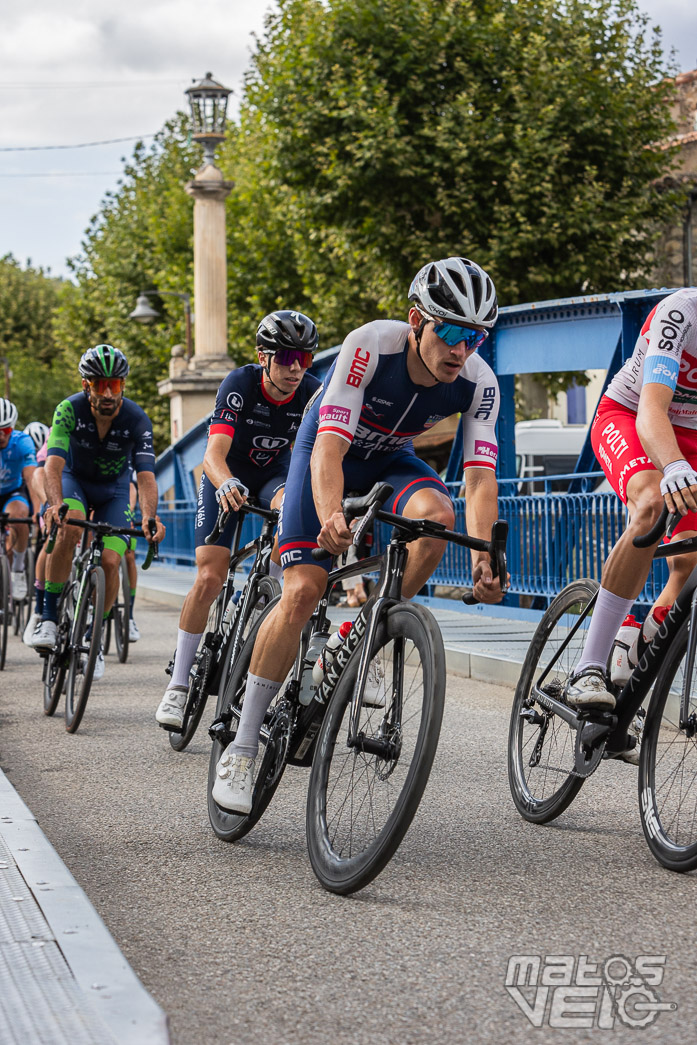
[0,596,695,1044]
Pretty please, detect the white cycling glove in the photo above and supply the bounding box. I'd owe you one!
[215,477,249,504]
[659,459,697,498]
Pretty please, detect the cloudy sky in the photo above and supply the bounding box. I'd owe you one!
[1,0,696,280]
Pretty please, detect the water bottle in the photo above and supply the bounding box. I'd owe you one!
[298,631,330,706]
[641,604,671,645]
[610,614,641,685]
[312,621,353,686]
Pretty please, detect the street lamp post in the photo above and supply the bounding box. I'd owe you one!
[130,291,193,360]
[156,72,234,444]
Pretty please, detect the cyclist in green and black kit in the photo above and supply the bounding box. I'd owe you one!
[28,345,165,679]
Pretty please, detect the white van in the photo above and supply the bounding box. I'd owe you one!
[515,419,609,492]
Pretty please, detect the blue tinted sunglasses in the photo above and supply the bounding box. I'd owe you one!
[433,322,488,350]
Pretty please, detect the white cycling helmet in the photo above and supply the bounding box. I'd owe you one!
[0,398,18,429]
[409,257,498,329]
[24,421,49,451]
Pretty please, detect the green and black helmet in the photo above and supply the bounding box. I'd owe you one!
[79,344,130,380]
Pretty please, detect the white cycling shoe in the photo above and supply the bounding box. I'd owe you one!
[128,619,140,642]
[565,668,616,710]
[363,659,386,708]
[11,572,27,602]
[28,619,57,651]
[156,686,188,729]
[212,747,255,814]
[23,611,41,646]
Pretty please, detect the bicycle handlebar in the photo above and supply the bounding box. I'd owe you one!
[204,500,279,546]
[310,483,509,603]
[632,504,680,548]
[45,510,160,566]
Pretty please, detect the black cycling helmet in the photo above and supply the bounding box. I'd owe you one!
[79,344,130,380]
[256,311,319,354]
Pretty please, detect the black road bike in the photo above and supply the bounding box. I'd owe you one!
[162,501,281,752]
[207,482,509,895]
[508,506,697,872]
[42,512,157,733]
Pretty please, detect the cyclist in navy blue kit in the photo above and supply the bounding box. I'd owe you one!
[156,310,321,730]
[0,397,38,602]
[211,257,505,814]
[28,346,165,680]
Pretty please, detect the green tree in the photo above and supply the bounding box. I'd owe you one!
[55,0,681,441]
[240,0,682,386]
[0,254,73,425]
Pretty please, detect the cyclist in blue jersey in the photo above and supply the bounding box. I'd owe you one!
[211,257,505,814]
[0,397,38,601]
[156,310,321,729]
[28,346,165,678]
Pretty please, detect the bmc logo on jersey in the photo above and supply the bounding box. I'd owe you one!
[347,347,370,388]
[226,391,244,411]
[252,436,288,450]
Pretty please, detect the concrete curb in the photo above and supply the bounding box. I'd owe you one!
[0,770,170,1044]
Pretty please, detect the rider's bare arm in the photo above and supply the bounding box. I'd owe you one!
[202,431,246,512]
[311,432,353,554]
[636,382,686,471]
[135,471,165,543]
[464,466,503,603]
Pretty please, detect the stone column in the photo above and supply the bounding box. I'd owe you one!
[158,163,234,445]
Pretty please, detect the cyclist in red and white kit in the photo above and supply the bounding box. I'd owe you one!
[567,287,697,714]
[211,256,504,814]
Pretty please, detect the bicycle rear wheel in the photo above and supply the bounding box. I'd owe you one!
[102,611,113,656]
[508,579,598,824]
[306,602,445,895]
[207,593,287,842]
[113,556,130,663]
[0,556,10,670]
[65,567,105,733]
[639,618,697,871]
[171,575,281,753]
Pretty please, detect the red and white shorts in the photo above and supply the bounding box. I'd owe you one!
[591,396,697,535]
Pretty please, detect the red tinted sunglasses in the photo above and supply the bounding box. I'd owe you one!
[88,378,125,395]
[0,426,13,436]
[270,349,314,369]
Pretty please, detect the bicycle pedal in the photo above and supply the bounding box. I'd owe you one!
[158,721,184,734]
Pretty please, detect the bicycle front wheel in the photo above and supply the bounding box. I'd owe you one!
[0,555,9,670]
[306,602,445,895]
[65,567,105,733]
[639,618,697,871]
[508,579,598,824]
[207,593,286,843]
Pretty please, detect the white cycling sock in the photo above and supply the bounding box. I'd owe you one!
[230,673,282,759]
[170,629,203,688]
[269,560,282,582]
[576,587,635,674]
[12,549,25,572]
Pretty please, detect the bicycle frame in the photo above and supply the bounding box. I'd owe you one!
[529,535,697,768]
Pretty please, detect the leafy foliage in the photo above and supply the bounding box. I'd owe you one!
[0,254,73,424]
[47,0,681,448]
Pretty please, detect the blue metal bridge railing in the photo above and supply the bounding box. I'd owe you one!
[153,474,668,609]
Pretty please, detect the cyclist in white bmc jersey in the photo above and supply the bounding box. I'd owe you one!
[210,257,505,814]
[567,287,697,713]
